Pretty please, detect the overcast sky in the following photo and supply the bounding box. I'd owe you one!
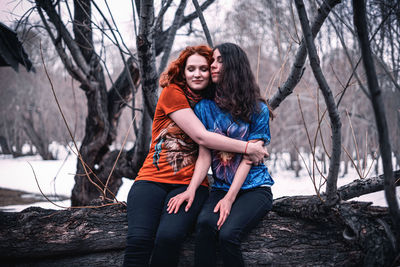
[0,0,231,48]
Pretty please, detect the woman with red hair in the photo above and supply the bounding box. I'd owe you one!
[123,45,268,267]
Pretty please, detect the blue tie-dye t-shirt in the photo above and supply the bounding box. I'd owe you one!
[194,99,274,191]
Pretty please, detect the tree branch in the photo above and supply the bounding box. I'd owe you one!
[353,0,400,242]
[269,0,341,110]
[73,0,93,63]
[192,0,213,47]
[35,0,90,76]
[152,0,173,34]
[36,6,88,86]
[154,0,215,56]
[337,170,400,201]
[158,0,187,75]
[107,57,140,141]
[295,0,342,205]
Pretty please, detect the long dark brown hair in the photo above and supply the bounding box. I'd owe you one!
[213,43,273,122]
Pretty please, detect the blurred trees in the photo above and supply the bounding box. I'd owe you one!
[1,0,398,203]
[29,0,216,206]
[221,0,400,175]
[0,26,87,159]
[0,0,399,263]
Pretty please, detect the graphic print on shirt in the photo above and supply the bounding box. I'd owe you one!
[212,114,248,184]
[153,122,198,173]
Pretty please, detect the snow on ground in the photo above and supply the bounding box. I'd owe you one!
[0,151,398,212]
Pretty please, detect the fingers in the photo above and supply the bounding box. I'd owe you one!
[185,198,193,212]
[264,147,270,158]
[174,199,184,214]
[167,197,175,213]
[167,193,195,214]
[167,197,184,214]
[213,202,220,213]
[217,209,229,230]
[214,201,230,230]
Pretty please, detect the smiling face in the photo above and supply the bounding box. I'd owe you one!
[184,53,210,91]
[211,49,223,83]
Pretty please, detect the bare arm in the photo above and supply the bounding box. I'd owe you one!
[167,145,211,213]
[214,157,252,230]
[169,108,268,163]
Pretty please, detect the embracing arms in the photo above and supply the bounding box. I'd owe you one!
[169,108,268,163]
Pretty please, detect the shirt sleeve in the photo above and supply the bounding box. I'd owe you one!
[248,103,271,145]
[158,84,191,115]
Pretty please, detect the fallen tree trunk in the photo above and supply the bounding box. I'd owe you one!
[0,196,394,267]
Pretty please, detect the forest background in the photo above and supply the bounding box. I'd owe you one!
[0,0,399,201]
[0,0,399,265]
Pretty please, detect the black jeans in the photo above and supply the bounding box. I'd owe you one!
[123,180,209,267]
[194,186,273,267]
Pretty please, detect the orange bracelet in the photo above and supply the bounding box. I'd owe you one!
[244,141,250,154]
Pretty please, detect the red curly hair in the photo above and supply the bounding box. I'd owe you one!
[159,45,214,88]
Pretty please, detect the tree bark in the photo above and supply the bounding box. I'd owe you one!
[35,0,217,207]
[295,0,342,205]
[0,197,395,266]
[353,0,400,244]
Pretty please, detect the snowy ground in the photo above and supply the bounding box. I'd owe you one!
[0,151,397,212]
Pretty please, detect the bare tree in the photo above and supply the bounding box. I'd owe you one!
[33,0,216,206]
[353,0,400,244]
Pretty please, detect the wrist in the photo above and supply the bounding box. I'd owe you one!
[224,193,236,203]
[186,185,197,193]
[244,141,251,155]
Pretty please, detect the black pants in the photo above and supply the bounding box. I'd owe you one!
[123,180,209,267]
[195,186,273,267]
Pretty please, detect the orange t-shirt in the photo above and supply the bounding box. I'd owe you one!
[135,84,208,187]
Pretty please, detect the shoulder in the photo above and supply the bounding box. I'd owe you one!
[159,83,186,104]
[194,99,216,112]
[161,83,184,96]
[252,101,270,120]
[258,102,270,114]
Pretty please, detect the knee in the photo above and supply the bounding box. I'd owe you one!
[126,234,153,249]
[196,214,217,234]
[219,226,241,246]
[155,228,185,246]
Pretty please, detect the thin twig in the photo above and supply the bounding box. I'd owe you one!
[103,114,136,195]
[256,44,261,84]
[28,161,67,209]
[346,110,360,170]
[40,42,107,201]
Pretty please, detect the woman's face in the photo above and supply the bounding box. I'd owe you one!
[184,53,210,91]
[211,49,223,83]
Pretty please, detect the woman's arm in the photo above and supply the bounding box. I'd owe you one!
[167,145,211,214]
[169,108,268,163]
[214,157,252,230]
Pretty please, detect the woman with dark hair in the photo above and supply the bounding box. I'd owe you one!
[123,45,268,267]
[168,43,274,267]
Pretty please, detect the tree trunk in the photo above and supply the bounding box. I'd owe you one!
[21,112,54,160]
[0,135,11,154]
[0,196,396,267]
